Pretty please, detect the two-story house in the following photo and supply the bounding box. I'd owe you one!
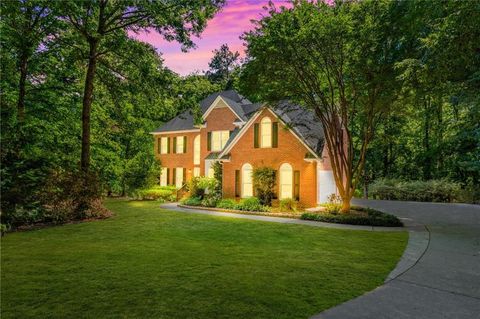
[151,90,338,208]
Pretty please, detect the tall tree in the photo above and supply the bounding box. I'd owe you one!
[241,0,400,212]
[207,43,240,88]
[0,0,58,127]
[59,0,225,172]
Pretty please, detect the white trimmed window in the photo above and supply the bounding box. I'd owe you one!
[193,167,201,177]
[175,167,183,188]
[176,136,184,154]
[160,167,168,186]
[279,163,293,199]
[211,130,230,151]
[242,163,253,198]
[193,135,200,165]
[160,137,168,154]
[261,117,272,148]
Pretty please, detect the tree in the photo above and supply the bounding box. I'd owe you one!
[59,0,225,172]
[240,0,401,212]
[0,0,58,127]
[207,43,240,88]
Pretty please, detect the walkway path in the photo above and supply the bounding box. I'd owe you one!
[312,199,480,319]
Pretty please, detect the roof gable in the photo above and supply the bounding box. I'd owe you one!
[202,95,246,122]
[219,106,324,158]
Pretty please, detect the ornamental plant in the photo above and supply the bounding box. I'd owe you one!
[252,167,276,206]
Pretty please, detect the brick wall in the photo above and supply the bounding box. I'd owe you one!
[154,104,240,183]
[222,108,319,207]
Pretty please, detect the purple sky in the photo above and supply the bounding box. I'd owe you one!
[130,0,291,76]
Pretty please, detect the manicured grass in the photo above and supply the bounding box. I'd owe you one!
[1,199,407,319]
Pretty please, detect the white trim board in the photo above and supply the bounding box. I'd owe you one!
[219,106,319,159]
[150,129,200,135]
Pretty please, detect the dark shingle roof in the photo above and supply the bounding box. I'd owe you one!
[270,101,325,156]
[200,90,251,114]
[153,90,325,156]
[152,110,196,133]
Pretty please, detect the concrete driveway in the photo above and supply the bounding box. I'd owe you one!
[313,199,480,319]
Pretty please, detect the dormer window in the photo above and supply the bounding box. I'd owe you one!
[260,117,272,148]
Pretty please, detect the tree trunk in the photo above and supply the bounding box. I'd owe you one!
[17,52,28,125]
[80,40,99,172]
[341,197,351,213]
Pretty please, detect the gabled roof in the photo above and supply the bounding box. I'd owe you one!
[270,101,325,156]
[151,110,197,133]
[152,90,325,157]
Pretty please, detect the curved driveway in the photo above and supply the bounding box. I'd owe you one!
[313,199,480,319]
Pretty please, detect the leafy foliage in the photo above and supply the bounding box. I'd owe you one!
[234,197,269,212]
[278,198,298,212]
[252,167,276,206]
[369,178,462,203]
[302,207,403,227]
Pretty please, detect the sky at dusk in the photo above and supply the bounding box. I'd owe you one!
[130,0,291,76]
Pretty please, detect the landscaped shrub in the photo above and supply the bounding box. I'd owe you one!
[279,198,298,212]
[235,197,269,212]
[252,167,276,206]
[216,199,237,209]
[370,178,461,202]
[301,206,402,227]
[201,194,220,207]
[212,161,223,198]
[187,177,217,199]
[1,169,112,231]
[135,186,176,201]
[180,196,202,206]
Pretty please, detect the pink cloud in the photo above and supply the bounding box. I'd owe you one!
[130,0,291,75]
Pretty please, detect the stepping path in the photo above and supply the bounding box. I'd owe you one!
[312,199,480,319]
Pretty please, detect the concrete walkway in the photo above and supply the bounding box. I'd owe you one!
[159,202,404,232]
[312,199,480,319]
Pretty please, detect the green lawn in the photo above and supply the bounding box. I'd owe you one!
[1,199,407,319]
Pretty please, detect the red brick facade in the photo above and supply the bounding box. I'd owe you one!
[154,103,332,207]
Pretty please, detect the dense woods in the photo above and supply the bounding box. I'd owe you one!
[1,0,478,228]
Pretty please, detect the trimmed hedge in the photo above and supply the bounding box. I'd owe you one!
[369,178,461,203]
[135,186,176,202]
[301,206,403,227]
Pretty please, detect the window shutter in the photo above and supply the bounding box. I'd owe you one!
[183,136,187,153]
[157,137,161,153]
[183,168,186,184]
[173,168,176,186]
[173,137,177,153]
[294,170,300,200]
[272,122,278,148]
[167,137,170,153]
[254,123,259,148]
[166,168,170,185]
[235,170,240,197]
[274,170,278,199]
[207,132,212,151]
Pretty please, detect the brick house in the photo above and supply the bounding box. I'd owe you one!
[151,90,338,207]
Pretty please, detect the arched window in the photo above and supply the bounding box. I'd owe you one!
[279,163,293,199]
[242,163,253,198]
[260,117,272,148]
[193,135,200,165]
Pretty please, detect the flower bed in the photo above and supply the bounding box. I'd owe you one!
[301,206,403,227]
